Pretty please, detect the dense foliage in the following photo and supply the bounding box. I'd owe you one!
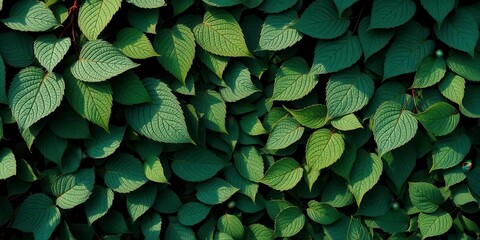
[0,0,479,239]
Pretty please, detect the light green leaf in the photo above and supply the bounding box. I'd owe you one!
[0,148,16,180]
[272,57,317,101]
[127,7,158,34]
[114,27,159,59]
[125,0,165,8]
[306,128,345,170]
[178,202,211,226]
[460,85,480,118]
[192,89,227,133]
[306,201,343,225]
[71,40,139,82]
[194,9,252,57]
[431,132,470,171]
[224,166,258,201]
[220,61,259,102]
[284,104,328,129]
[295,0,349,39]
[240,113,267,136]
[34,34,71,73]
[265,118,304,150]
[2,0,58,32]
[9,66,64,131]
[274,207,305,237]
[111,71,151,105]
[416,102,459,137]
[331,113,363,131]
[370,0,416,29]
[409,182,445,213]
[141,212,162,240]
[234,146,264,182]
[144,156,169,183]
[258,10,303,51]
[0,31,34,68]
[197,48,229,79]
[52,168,95,209]
[196,177,239,205]
[246,224,274,240]
[382,144,416,193]
[257,0,297,13]
[411,55,447,89]
[358,16,395,60]
[64,69,112,131]
[434,8,478,57]
[125,78,191,143]
[372,101,418,156]
[11,193,60,240]
[78,0,121,40]
[85,125,126,159]
[383,22,435,79]
[260,157,303,191]
[446,50,480,82]
[420,0,455,25]
[363,82,410,118]
[438,72,465,105]
[444,166,466,188]
[326,66,374,118]
[203,0,240,7]
[104,154,148,193]
[127,183,157,222]
[155,24,195,83]
[172,146,228,182]
[418,210,453,239]
[311,33,362,75]
[348,150,383,206]
[217,214,245,240]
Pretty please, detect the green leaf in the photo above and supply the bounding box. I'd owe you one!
[203,0,240,7]
[0,55,5,104]
[9,66,64,131]
[274,206,305,237]
[408,182,445,213]
[416,102,459,137]
[370,0,416,29]
[125,78,191,143]
[114,27,158,59]
[11,193,60,240]
[306,128,345,170]
[178,202,211,226]
[155,25,195,83]
[85,125,125,159]
[334,0,358,15]
[240,113,267,136]
[111,71,151,105]
[0,31,34,68]
[197,48,229,79]
[166,219,196,240]
[78,0,121,40]
[127,7,158,34]
[460,85,480,118]
[0,148,16,180]
[125,0,165,8]
[196,177,239,205]
[306,201,343,225]
[420,0,455,25]
[434,8,479,57]
[331,114,363,131]
[97,210,130,234]
[224,166,258,201]
[411,56,447,89]
[330,143,356,180]
[71,40,139,82]
[194,9,252,57]
[127,183,157,222]
[444,165,466,188]
[172,146,227,182]
[257,0,297,13]
[52,168,95,209]
[284,104,328,129]
[446,50,480,82]
[144,156,169,183]
[64,69,112,131]
[366,209,409,234]
[35,128,67,164]
[438,72,465,105]
[2,0,58,32]
[383,22,435,79]
[326,66,375,119]
[418,210,453,239]
[358,16,395,60]
[382,145,417,192]
[260,157,303,191]
[271,57,317,101]
[104,154,148,193]
[246,224,274,240]
[311,33,362,75]
[141,212,162,240]
[265,118,304,150]
[220,62,259,102]
[258,10,303,51]
[234,146,264,182]
[34,34,71,73]
[357,185,392,217]
[217,214,245,240]
[152,188,182,214]
[372,101,418,156]
[295,0,349,39]
[192,89,227,133]
[348,150,383,206]
[431,132,470,171]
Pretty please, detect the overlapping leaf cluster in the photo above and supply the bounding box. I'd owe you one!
[0,0,480,239]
